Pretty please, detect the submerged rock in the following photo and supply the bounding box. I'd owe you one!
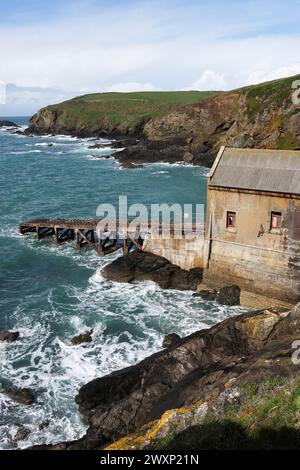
[194,289,218,301]
[71,329,93,346]
[0,331,20,342]
[194,285,241,306]
[102,251,203,290]
[39,420,50,431]
[13,425,31,442]
[2,386,35,405]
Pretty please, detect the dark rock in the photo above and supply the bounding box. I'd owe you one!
[183,151,195,163]
[119,161,144,169]
[13,130,26,135]
[2,386,35,405]
[217,285,241,306]
[13,425,31,442]
[193,285,241,305]
[94,154,112,160]
[39,420,50,430]
[0,120,19,128]
[88,143,109,149]
[117,144,163,166]
[162,333,181,348]
[193,289,218,301]
[0,330,20,342]
[102,251,203,290]
[71,329,93,346]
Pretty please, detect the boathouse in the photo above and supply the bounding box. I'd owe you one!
[204,146,300,302]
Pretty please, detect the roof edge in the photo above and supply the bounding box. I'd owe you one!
[207,145,226,180]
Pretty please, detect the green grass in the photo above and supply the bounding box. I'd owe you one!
[46,90,220,131]
[154,378,300,450]
[241,74,300,123]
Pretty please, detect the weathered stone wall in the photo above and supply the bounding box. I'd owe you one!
[204,188,300,301]
[142,233,209,271]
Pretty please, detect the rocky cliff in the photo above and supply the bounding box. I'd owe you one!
[26,75,300,167]
[143,74,300,166]
[31,301,300,450]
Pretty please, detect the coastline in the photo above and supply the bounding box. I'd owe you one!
[27,301,300,450]
[22,128,215,169]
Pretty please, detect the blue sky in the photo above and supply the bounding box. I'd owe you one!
[0,0,300,115]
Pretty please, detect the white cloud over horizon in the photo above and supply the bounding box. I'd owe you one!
[0,0,300,115]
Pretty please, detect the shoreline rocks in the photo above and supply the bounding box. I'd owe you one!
[27,303,300,450]
[102,251,203,290]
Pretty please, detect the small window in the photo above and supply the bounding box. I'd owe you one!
[226,211,236,228]
[271,211,282,230]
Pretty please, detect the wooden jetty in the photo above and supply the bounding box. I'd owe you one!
[19,218,146,256]
[19,218,204,257]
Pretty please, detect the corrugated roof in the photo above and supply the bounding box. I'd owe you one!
[209,147,300,195]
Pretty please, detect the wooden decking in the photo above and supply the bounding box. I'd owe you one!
[19,218,204,256]
[19,218,144,255]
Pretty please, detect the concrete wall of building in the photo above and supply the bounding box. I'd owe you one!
[204,188,300,301]
[142,233,208,271]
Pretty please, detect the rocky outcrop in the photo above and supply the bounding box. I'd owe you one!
[73,307,295,448]
[102,251,203,290]
[30,303,300,450]
[0,120,19,128]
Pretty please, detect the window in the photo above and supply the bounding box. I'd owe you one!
[226,211,236,228]
[271,211,282,230]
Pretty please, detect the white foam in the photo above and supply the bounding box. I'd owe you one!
[10,150,43,155]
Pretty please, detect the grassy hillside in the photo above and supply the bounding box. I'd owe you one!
[44,90,219,133]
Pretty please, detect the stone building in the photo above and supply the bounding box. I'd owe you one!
[204,146,300,302]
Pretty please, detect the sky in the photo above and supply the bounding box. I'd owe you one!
[0,0,300,115]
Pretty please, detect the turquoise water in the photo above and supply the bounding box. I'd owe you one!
[0,117,243,449]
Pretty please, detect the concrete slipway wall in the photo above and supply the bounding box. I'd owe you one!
[142,233,209,271]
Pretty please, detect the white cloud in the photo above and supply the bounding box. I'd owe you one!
[103,82,158,92]
[0,84,75,116]
[183,70,227,91]
[0,1,300,114]
[245,66,300,86]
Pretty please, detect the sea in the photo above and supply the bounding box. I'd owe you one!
[0,117,245,449]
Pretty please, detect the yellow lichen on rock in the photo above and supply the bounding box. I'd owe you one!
[104,400,208,451]
[236,310,280,347]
